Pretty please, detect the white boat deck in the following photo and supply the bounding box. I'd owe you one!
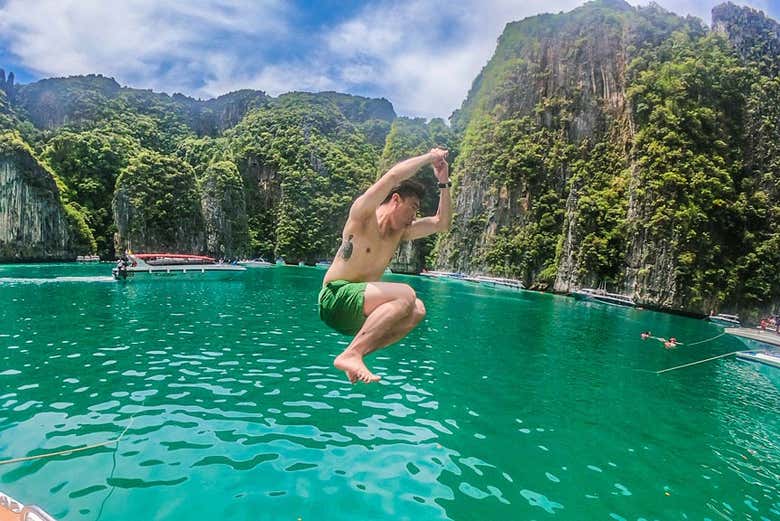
[726,327,780,348]
[572,288,636,307]
[736,350,780,369]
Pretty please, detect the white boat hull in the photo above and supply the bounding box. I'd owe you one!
[238,261,274,268]
[113,265,245,281]
[572,289,636,307]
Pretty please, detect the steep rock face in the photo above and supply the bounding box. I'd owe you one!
[184,90,270,136]
[236,154,283,259]
[0,135,88,261]
[438,0,780,317]
[113,151,205,253]
[713,2,780,76]
[713,4,780,320]
[16,74,122,129]
[619,5,778,315]
[440,0,663,287]
[0,69,17,103]
[229,93,381,263]
[199,161,249,257]
[381,118,457,274]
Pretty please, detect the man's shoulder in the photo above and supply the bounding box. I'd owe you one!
[343,213,373,232]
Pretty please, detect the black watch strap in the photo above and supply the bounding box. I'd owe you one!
[438,181,452,189]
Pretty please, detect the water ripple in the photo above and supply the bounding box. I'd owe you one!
[0,265,777,520]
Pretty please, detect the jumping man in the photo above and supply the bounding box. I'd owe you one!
[318,148,451,383]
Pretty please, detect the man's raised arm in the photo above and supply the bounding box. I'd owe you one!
[350,148,448,218]
[403,157,452,241]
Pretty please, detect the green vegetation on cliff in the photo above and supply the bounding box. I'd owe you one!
[0,131,96,255]
[114,151,204,253]
[228,92,389,262]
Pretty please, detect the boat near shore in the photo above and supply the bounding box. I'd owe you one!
[726,327,780,348]
[420,270,458,278]
[472,275,524,290]
[113,253,246,281]
[238,258,274,268]
[572,287,636,307]
[708,313,741,327]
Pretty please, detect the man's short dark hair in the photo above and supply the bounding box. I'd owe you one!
[381,179,425,205]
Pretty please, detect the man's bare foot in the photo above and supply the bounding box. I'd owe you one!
[334,350,381,384]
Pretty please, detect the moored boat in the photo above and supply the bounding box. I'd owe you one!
[708,313,741,327]
[474,275,525,290]
[572,287,636,307]
[726,327,780,349]
[238,258,274,268]
[113,253,246,281]
[419,270,457,278]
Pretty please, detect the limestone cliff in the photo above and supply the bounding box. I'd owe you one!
[440,0,683,289]
[113,151,205,254]
[381,117,457,274]
[0,133,94,261]
[199,161,249,258]
[438,0,779,317]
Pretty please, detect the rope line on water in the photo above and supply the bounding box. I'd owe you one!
[0,417,134,466]
[683,332,727,347]
[656,351,746,374]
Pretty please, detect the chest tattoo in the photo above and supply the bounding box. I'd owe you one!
[340,235,354,260]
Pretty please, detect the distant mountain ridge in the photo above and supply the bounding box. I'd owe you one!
[9,73,396,136]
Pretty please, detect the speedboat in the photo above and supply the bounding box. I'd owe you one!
[572,287,636,307]
[238,258,274,268]
[113,253,246,281]
[420,270,457,278]
[0,490,56,521]
[474,275,525,290]
[708,313,741,327]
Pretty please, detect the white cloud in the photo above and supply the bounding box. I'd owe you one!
[321,0,583,118]
[0,0,290,95]
[0,0,777,120]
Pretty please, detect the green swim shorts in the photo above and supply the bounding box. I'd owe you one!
[318,280,368,336]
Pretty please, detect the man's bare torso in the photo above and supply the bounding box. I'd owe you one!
[323,212,405,285]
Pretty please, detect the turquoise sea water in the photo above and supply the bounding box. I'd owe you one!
[0,263,778,520]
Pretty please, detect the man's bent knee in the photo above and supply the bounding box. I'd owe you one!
[413,299,426,324]
[396,285,416,314]
[401,285,417,305]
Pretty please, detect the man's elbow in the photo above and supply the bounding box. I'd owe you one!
[437,217,452,233]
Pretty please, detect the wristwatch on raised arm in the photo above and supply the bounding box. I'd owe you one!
[437,181,452,189]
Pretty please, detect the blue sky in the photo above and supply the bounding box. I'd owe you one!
[0,0,777,120]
